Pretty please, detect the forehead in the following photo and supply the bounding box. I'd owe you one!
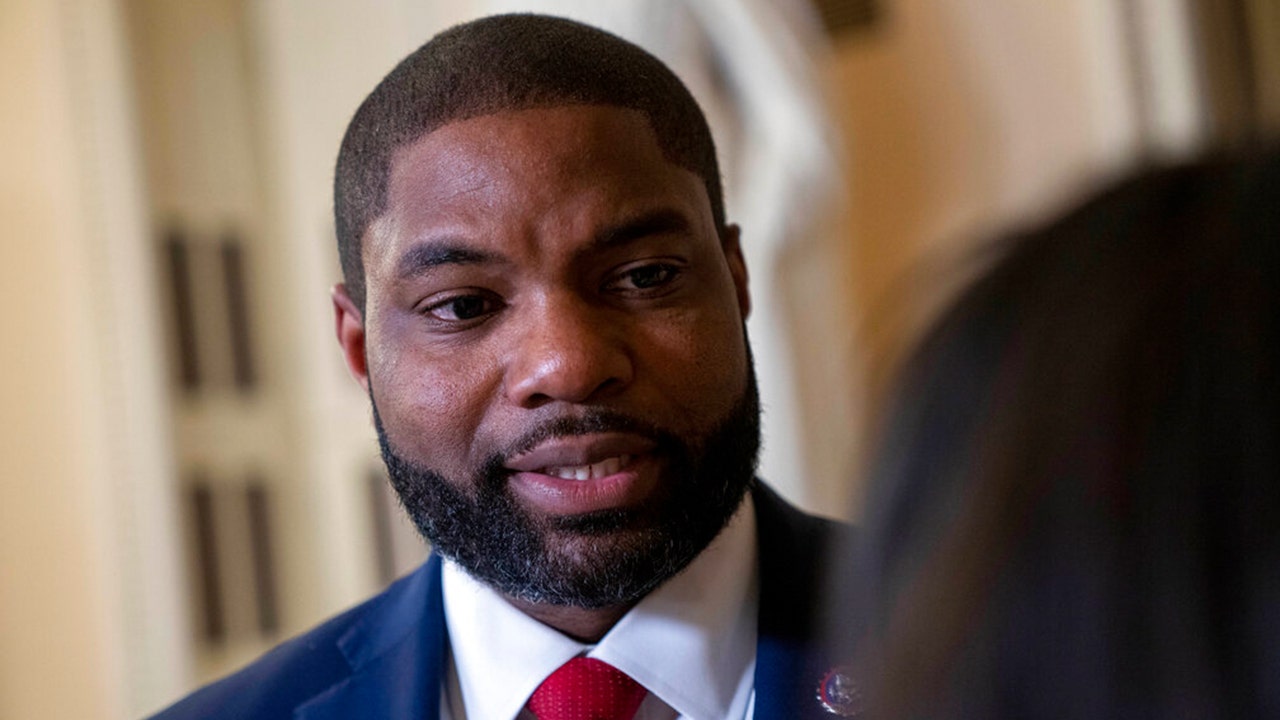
[366,105,712,265]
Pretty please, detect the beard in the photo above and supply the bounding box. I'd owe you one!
[373,364,761,609]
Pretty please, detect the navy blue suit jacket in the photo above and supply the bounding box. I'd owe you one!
[151,483,849,719]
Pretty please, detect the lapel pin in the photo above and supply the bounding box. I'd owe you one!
[816,666,863,717]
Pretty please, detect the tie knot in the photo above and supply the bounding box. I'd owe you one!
[526,657,647,720]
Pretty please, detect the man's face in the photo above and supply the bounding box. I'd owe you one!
[334,105,755,608]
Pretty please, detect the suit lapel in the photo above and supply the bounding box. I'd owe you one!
[295,556,448,720]
[751,483,851,720]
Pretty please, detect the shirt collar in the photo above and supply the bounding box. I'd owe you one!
[442,498,758,720]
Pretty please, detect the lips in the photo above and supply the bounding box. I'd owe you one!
[505,432,657,474]
[504,433,661,516]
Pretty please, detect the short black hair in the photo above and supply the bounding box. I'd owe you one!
[334,13,725,310]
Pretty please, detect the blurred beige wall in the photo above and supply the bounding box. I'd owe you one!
[830,0,1199,428]
[0,4,120,717]
[1,1,185,719]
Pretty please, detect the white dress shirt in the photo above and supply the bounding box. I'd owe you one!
[440,499,759,720]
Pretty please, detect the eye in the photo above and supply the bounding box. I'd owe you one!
[420,292,502,324]
[606,262,684,294]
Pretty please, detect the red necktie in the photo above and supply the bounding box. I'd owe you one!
[526,657,648,720]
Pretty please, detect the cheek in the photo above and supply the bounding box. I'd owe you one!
[639,308,748,421]
[366,326,501,473]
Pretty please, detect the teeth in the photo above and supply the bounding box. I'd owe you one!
[545,454,632,481]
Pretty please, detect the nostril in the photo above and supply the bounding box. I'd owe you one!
[520,390,556,409]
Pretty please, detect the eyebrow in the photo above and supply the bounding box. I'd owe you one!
[394,240,501,281]
[589,209,694,253]
[392,209,695,280]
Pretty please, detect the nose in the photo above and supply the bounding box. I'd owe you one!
[504,294,634,408]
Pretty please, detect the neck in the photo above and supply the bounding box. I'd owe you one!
[503,595,637,643]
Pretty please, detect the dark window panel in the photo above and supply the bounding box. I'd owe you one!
[165,229,200,391]
[245,479,279,636]
[220,235,257,392]
[190,480,224,643]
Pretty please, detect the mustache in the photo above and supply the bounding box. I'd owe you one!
[500,409,678,462]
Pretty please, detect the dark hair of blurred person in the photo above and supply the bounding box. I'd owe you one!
[854,149,1280,719]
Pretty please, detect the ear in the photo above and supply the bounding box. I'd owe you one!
[332,283,370,392]
[721,224,751,318]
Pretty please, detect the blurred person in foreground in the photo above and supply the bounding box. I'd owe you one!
[851,150,1280,719]
[152,13,852,720]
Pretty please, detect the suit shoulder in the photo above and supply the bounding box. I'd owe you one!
[752,482,856,639]
[752,481,854,549]
[147,565,432,719]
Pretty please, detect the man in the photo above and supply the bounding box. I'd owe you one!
[153,14,852,720]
